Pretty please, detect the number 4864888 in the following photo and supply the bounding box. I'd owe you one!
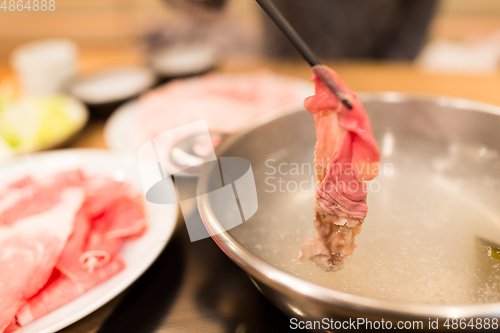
[1,0,55,11]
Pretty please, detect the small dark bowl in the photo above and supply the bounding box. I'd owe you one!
[68,67,157,118]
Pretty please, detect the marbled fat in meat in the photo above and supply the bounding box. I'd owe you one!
[0,188,85,332]
[0,170,147,332]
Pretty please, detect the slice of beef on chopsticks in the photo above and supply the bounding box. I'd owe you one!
[299,66,380,271]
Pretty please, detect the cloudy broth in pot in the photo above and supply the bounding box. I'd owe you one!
[229,133,500,305]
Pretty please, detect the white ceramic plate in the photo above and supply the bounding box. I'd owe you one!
[0,149,178,333]
[104,99,140,155]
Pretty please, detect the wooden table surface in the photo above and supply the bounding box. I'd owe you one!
[2,49,500,332]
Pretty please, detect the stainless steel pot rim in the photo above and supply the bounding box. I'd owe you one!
[197,92,500,319]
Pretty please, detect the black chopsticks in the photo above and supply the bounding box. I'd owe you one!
[255,0,352,110]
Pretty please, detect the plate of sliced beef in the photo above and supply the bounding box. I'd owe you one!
[0,149,178,333]
[104,71,313,175]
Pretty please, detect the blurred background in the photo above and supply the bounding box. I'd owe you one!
[1,0,500,157]
[2,0,500,164]
[1,0,500,67]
